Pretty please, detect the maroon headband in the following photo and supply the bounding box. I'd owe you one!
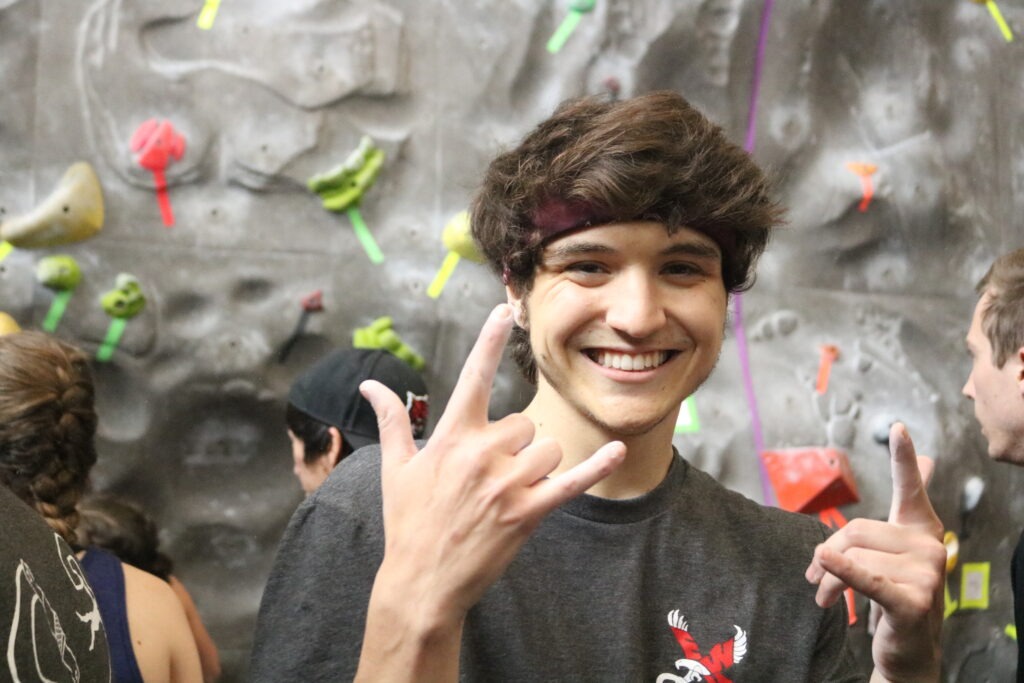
[530,198,614,241]
[500,198,736,285]
[502,198,613,284]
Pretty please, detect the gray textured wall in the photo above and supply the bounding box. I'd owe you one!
[2,1,1023,679]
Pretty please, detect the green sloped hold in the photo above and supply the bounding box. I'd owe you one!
[353,315,425,371]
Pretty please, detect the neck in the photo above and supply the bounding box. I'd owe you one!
[522,383,678,500]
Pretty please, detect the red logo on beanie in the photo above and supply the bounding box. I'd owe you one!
[405,393,429,439]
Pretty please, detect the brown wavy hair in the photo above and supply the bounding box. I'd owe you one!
[77,494,174,582]
[470,90,784,382]
[977,248,1024,368]
[0,331,98,543]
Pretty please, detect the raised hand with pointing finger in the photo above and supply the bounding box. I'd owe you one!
[356,304,625,681]
[806,422,945,682]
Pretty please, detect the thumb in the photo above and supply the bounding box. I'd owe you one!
[887,422,938,529]
[360,379,417,466]
[916,454,935,490]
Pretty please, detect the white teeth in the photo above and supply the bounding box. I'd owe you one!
[594,350,669,371]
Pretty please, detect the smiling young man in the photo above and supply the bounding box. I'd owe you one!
[251,91,945,682]
[509,220,727,499]
[962,248,1024,680]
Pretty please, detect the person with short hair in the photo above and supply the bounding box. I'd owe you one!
[962,247,1024,681]
[285,348,429,494]
[252,91,945,682]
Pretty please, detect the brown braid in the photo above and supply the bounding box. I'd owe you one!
[0,331,98,544]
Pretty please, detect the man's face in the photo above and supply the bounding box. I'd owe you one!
[512,221,727,437]
[287,429,332,494]
[962,290,1024,464]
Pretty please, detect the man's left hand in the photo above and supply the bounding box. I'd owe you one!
[805,422,945,682]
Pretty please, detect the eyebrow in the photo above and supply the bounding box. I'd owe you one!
[661,242,721,260]
[544,239,721,261]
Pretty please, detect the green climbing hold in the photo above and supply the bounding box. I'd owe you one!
[308,136,386,213]
[353,315,425,371]
[36,255,82,291]
[100,273,146,319]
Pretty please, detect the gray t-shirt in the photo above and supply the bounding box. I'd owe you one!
[252,447,865,682]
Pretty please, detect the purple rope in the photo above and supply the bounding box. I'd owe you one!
[744,0,775,153]
[734,0,776,506]
[732,293,774,506]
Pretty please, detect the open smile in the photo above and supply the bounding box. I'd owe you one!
[584,349,676,372]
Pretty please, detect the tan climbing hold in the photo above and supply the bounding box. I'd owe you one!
[0,162,104,248]
[0,312,21,335]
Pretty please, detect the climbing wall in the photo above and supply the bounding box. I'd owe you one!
[1,0,1022,679]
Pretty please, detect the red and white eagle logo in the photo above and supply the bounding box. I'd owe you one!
[656,610,747,683]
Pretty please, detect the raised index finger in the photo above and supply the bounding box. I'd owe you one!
[887,422,938,529]
[436,304,515,431]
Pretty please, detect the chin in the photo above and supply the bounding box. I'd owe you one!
[992,449,1024,467]
[986,438,1024,466]
[585,408,673,438]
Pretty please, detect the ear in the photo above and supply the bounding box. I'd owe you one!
[326,426,344,468]
[1016,347,1024,398]
[505,285,526,328]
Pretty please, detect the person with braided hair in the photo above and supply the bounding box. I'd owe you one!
[1,477,113,681]
[0,330,202,683]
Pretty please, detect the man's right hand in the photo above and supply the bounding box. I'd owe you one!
[355,303,625,682]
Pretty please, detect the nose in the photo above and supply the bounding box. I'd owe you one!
[962,373,975,400]
[604,270,666,339]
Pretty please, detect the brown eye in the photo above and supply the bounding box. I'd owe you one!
[567,262,604,273]
[663,262,702,276]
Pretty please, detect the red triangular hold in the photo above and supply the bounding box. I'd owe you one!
[760,447,859,514]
